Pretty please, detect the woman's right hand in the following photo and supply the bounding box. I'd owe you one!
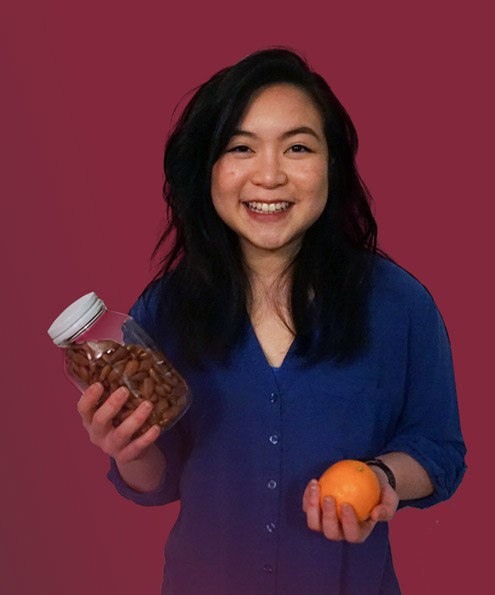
[77,382,161,464]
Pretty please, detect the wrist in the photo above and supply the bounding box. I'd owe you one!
[366,458,397,490]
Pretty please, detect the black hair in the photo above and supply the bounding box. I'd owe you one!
[150,47,391,365]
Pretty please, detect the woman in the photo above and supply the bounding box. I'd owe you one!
[78,49,466,594]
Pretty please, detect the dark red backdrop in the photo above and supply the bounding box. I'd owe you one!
[2,1,491,593]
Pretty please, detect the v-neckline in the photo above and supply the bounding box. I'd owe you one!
[247,320,296,371]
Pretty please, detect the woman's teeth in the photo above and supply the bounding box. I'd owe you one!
[246,201,290,213]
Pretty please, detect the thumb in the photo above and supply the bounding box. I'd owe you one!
[370,505,390,522]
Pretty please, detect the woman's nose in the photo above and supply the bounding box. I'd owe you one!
[250,153,288,188]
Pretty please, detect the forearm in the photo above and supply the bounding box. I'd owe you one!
[115,443,167,493]
[373,452,434,501]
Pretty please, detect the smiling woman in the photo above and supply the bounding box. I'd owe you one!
[211,84,329,263]
[75,48,466,595]
[157,50,381,366]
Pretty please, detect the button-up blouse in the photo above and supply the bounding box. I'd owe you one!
[108,257,466,595]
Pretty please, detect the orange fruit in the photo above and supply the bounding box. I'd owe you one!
[319,459,381,522]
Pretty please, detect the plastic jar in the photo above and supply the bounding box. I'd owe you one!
[48,292,190,435]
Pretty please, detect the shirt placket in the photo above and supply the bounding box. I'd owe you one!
[258,378,283,592]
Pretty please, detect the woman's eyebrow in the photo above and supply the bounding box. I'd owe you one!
[231,126,322,140]
[281,126,321,140]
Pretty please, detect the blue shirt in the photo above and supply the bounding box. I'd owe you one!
[108,257,466,594]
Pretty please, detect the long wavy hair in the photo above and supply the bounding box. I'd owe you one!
[149,48,390,365]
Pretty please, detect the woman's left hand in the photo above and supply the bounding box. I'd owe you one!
[302,475,399,543]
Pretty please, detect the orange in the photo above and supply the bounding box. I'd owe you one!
[319,459,381,522]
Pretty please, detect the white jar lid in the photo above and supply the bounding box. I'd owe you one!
[48,292,106,346]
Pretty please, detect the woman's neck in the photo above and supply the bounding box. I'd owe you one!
[243,249,296,366]
[244,251,293,328]
[242,243,297,287]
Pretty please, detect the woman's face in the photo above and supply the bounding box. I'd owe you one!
[211,83,329,263]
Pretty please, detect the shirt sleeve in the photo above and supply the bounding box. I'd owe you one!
[106,281,189,506]
[107,422,186,506]
[380,288,467,509]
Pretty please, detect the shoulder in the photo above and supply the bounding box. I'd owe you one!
[370,255,437,314]
[368,255,450,339]
[128,273,185,358]
[129,274,174,330]
[368,256,454,364]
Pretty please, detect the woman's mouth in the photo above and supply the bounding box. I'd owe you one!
[245,201,291,214]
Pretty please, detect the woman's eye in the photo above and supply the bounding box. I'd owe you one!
[227,145,251,153]
[289,144,311,153]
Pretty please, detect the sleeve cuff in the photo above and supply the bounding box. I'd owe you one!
[380,438,467,509]
[107,457,180,507]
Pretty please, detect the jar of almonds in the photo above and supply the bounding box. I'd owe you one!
[48,292,190,435]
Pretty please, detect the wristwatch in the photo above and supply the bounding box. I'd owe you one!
[366,458,397,490]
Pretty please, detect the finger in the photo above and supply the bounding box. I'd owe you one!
[370,484,399,522]
[302,479,317,513]
[370,505,389,522]
[118,424,162,463]
[91,387,130,438]
[341,503,375,543]
[321,496,343,541]
[305,480,323,532]
[381,483,400,509]
[370,497,398,522]
[77,383,104,424]
[111,400,155,450]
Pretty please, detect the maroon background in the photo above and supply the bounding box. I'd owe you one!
[2,1,492,593]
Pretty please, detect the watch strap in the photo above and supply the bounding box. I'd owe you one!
[366,458,397,490]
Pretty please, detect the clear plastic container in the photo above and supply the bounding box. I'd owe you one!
[48,292,190,435]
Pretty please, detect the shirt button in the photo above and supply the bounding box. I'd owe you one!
[269,435,279,445]
[269,392,278,403]
[264,564,273,573]
[266,522,276,533]
[267,480,277,489]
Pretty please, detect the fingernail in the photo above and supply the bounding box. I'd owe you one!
[341,503,354,517]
